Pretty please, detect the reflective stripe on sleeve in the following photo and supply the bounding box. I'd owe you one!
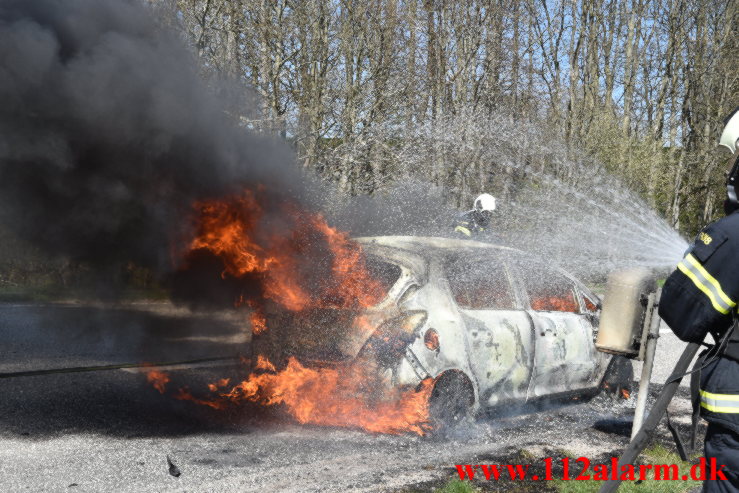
[700,389,739,413]
[455,226,472,237]
[676,254,736,315]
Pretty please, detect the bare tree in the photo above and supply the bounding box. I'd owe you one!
[162,0,738,235]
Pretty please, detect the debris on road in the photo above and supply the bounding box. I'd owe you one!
[167,455,181,478]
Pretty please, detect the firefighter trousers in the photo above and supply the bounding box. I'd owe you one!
[704,423,739,492]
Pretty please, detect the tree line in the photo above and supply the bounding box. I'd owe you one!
[2,0,734,292]
[157,0,738,235]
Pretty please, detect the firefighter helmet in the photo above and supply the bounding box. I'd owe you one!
[720,106,739,153]
[721,107,739,210]
[473,193,496,212]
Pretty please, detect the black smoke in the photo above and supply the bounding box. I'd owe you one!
[0,0,310,291]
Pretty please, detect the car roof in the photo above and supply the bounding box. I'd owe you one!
[354,235,521,257]
[355,236,600,301]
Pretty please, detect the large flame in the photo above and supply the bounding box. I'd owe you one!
[148,358,433,435]
[161,189,432,435]
[185,190,385,333]
[222,359,433,435]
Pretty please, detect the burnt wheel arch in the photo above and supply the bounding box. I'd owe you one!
[428,370,475,434]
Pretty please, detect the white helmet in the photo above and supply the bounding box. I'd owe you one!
[721,106,739,209]
[474,193,496,212]
[720,106,739,153]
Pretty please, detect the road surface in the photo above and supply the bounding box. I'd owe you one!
[0,303,703,492]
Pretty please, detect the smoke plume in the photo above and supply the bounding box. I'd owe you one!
[0,0,314,291]
[0,0,685,296]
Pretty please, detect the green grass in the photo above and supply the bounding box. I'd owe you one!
[555,444,701,493]
[435,478,478,493]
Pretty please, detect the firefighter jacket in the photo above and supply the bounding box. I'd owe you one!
[453,210,488,238]
[659,211,739,434]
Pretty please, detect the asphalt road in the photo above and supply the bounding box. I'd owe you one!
[0,303,703,492]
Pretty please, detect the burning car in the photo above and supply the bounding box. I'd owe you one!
[252,236,631,429]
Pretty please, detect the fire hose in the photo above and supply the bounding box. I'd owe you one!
[0,355,241,379]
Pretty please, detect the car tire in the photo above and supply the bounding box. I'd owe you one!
[600,355,634,399]
[428,370,475,436]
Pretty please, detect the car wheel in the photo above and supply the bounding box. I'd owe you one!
[428,370,475,435]
[601,355,634,399]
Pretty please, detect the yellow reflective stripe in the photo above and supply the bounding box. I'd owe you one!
[677,262,729,314]
[700,390,739,413]
[677,257,734,315]
[700,401,739,413]
[455,226,472,237]
[685,254,736,309]
[701,390,739,402]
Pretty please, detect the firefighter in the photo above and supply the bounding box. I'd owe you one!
[454,193,496,238]
[659,106,739,492]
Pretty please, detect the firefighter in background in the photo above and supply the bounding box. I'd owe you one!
[454,193,496,238]
[659,106,739,492]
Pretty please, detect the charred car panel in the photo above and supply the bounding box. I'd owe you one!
[254,236,621,418]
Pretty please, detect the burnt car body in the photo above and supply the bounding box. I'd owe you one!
[253,236,626,422]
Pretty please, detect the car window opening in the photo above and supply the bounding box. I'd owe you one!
[583,295,598,312]
[526,278,579,313]
[446,258,516,310]
[529,292,579,312]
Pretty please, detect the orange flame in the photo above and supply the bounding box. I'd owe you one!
[226,358,433,435]
[207,378,231,392]
[309,217,384,309]
[174,388,229,410]
[254,354,276,372]
[153,357,433,435]
[163,189,427,434]
[146,370,170,394]
[184,190,385,324]
[249,310,267,335]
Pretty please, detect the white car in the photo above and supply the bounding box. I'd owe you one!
[253,236,631,427]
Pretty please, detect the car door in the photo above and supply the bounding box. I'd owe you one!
[515,262,598,397]
[444,256,535,407]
